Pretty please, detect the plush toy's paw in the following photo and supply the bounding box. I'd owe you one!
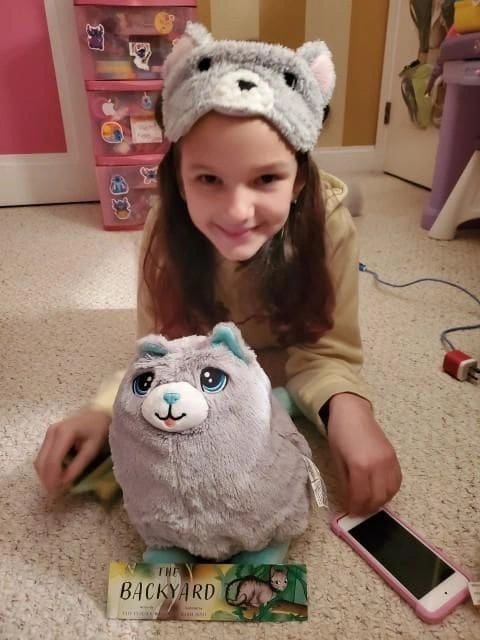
[229,542,290,566]
[143,547,198,564]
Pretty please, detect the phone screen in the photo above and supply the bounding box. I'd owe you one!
[349,510,454,599]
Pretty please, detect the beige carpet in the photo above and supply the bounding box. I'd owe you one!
[1,174,479,639]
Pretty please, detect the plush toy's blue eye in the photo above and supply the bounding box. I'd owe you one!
[200,367,228,393]
[132,371,154,396]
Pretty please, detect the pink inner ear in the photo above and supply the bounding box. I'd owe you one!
[310,54,335,99]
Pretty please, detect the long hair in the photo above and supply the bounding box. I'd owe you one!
[143,144,335,345]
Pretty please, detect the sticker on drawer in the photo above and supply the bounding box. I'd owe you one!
[139,166,158,185]
[129,42,152,71]
[110,175,129,196]
[112,197,132,220]
[101,122,124,144]
[155,11,176,35]
[86,24,104,51]
[130,117,163,144]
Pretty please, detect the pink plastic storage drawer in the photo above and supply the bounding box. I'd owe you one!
[86,80,168,159]
[74,1,196,80]
[96,155,162,230]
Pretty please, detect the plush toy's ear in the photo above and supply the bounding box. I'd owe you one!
[184,21,214,46]
[210,323,251,363]
[164,22,213,77]
[296,40,336,104]
[137,335,169,358]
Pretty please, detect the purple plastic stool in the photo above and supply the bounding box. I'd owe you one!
[422,35,480,230]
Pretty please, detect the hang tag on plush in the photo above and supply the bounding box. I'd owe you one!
[302,456,329,510]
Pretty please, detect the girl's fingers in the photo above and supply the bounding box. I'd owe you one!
[365,465,390,514]
[355,458,402,515]
[386,460,403,502]
[347,466,373,515]
[39,426,78,492]
[34,426,58,491]
[61,440,101,487]
[330,448,350,510]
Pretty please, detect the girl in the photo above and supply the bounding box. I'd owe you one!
[35,24,401,526]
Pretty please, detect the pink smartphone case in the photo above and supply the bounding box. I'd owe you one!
[330,509,471,624]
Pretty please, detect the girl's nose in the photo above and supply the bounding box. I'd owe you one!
[223,188,254,224]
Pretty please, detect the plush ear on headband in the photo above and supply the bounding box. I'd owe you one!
[184,21,213,46]
[296,40,336,104]
[164,22,212,77]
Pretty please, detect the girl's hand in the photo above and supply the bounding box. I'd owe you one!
[326,393,402,515]
[34,408,111,493]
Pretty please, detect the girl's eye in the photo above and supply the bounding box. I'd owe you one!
[198,175,219,185]
[258,174,279,185]
[200,367,229,393]
[132,372,154,396]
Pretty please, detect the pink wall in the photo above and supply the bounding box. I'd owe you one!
[0,0,67,155]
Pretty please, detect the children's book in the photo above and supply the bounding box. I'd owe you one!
[107,562,308,622]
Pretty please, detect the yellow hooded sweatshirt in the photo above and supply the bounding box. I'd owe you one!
[90,171,370,435]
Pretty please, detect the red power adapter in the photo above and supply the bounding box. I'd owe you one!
[443,350,479,382]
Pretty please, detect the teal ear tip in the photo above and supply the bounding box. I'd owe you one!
[140,342,167,357]
[211,326,247,362]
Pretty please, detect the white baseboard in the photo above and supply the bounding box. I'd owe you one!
[313,146,384,176]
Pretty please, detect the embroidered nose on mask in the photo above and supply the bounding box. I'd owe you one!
[238,79,257,91]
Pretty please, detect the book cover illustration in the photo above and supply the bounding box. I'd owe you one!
[107,562,308,622]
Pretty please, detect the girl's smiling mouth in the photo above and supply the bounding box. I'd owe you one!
[216,225,258,239]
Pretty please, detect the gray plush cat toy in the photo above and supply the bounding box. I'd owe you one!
[110,323,313,561]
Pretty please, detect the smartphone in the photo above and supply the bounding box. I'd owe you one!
[331,509,470,624]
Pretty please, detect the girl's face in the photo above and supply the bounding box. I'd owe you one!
[179,112,305,262]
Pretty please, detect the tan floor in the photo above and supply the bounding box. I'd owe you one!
[1,174,479,639]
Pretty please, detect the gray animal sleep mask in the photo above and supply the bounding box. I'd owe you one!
[161,22,335,152]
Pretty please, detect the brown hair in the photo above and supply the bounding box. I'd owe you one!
[143,144,335,345]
